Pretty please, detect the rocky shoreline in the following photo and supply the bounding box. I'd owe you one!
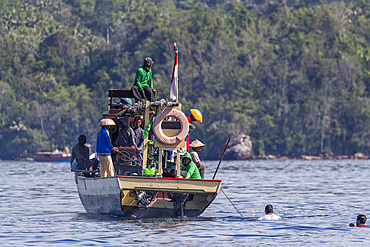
[12,134,370,161]
[13,153,370,161]
[255,153,370,160]
[222,134,370,160]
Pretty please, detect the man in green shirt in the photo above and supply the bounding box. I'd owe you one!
[131,57,157,102]
[181,152,201,179]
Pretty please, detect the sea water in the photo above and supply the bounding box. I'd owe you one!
[1,159,370,246]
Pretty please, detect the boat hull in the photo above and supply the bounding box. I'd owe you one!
[76,176,125,215]
[76,176,222,218]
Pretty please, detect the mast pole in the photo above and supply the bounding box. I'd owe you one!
[176,44,179,103]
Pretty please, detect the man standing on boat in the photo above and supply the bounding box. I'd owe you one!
[115,116,137,149]
[131,57,157,102]
[96,119,119,177]
[133,116,144,153]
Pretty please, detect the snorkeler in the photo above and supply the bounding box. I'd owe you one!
[349,214,367,227]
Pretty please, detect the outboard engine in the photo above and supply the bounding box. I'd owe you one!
[133,190,152,207]
[171,193,189,217]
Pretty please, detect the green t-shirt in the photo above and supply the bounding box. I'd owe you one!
[181,152,201,179]
[134,67,153,91]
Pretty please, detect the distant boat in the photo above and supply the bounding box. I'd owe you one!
[34,148,71,162]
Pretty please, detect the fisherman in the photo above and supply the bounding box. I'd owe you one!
[256,204,281,221]
[181,152,201,179]
[70,134,99,174]
[70,134,89,170]
[131,57,157,102]
[189,139,205,179]
[115,116,137,149]
[96,118,119,177]
[349,214,367,227]
[133,116,144,153]
[113,98,133,144]
[186,109,202,151]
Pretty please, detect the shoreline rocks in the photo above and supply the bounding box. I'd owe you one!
[218,134,370,161]
[224,134,254,160]
[255,152,369,160]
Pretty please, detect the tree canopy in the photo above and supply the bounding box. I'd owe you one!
[0,0,370,159]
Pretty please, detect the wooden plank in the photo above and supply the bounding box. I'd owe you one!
[162,129,181,137]
[158,148,163,177]
[108,89,134,98]
[117,176,222,194]
[176,150,181,178]
[154,140,185,149]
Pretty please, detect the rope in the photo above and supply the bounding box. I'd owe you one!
[116,151,139,165]
[221,188,244,217]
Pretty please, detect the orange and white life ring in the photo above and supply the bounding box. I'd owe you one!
[153,108,189,145]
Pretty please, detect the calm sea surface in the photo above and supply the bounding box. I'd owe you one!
[1,159,370,246]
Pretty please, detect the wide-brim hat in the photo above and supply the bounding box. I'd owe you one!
[99,118,116,126]
[189,139,205,148]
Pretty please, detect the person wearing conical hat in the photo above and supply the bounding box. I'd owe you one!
[189,139,205,179]
[96,119,119,177]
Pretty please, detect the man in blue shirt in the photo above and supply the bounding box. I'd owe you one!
[96,118,119,177]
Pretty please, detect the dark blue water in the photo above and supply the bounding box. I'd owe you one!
[1,159,370,246]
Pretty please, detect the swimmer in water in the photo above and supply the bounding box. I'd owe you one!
[254,204,281,221]
[349,214,367,227]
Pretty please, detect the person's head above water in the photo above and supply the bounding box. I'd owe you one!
[265,205,274,215]
[357,214,367,226]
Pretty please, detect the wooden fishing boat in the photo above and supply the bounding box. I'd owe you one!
[77,175,221,218]
[74,88,222,218]
[74,44,221,218]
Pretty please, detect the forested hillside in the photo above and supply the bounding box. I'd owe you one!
[0,0,369,160]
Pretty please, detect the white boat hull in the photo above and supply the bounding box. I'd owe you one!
[77,176,125,215]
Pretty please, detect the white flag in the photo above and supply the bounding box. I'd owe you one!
[170,43,178,101]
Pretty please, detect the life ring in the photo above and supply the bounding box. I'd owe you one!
[153,108,189,145]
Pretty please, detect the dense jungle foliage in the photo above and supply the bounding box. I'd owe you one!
[0,0,369,160]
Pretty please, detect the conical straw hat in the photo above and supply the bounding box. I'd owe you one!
[189,139,205,148]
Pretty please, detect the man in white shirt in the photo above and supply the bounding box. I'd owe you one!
[257,204,281,221]
[189,139,205,179]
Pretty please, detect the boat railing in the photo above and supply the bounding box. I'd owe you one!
[71,169,99,175]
